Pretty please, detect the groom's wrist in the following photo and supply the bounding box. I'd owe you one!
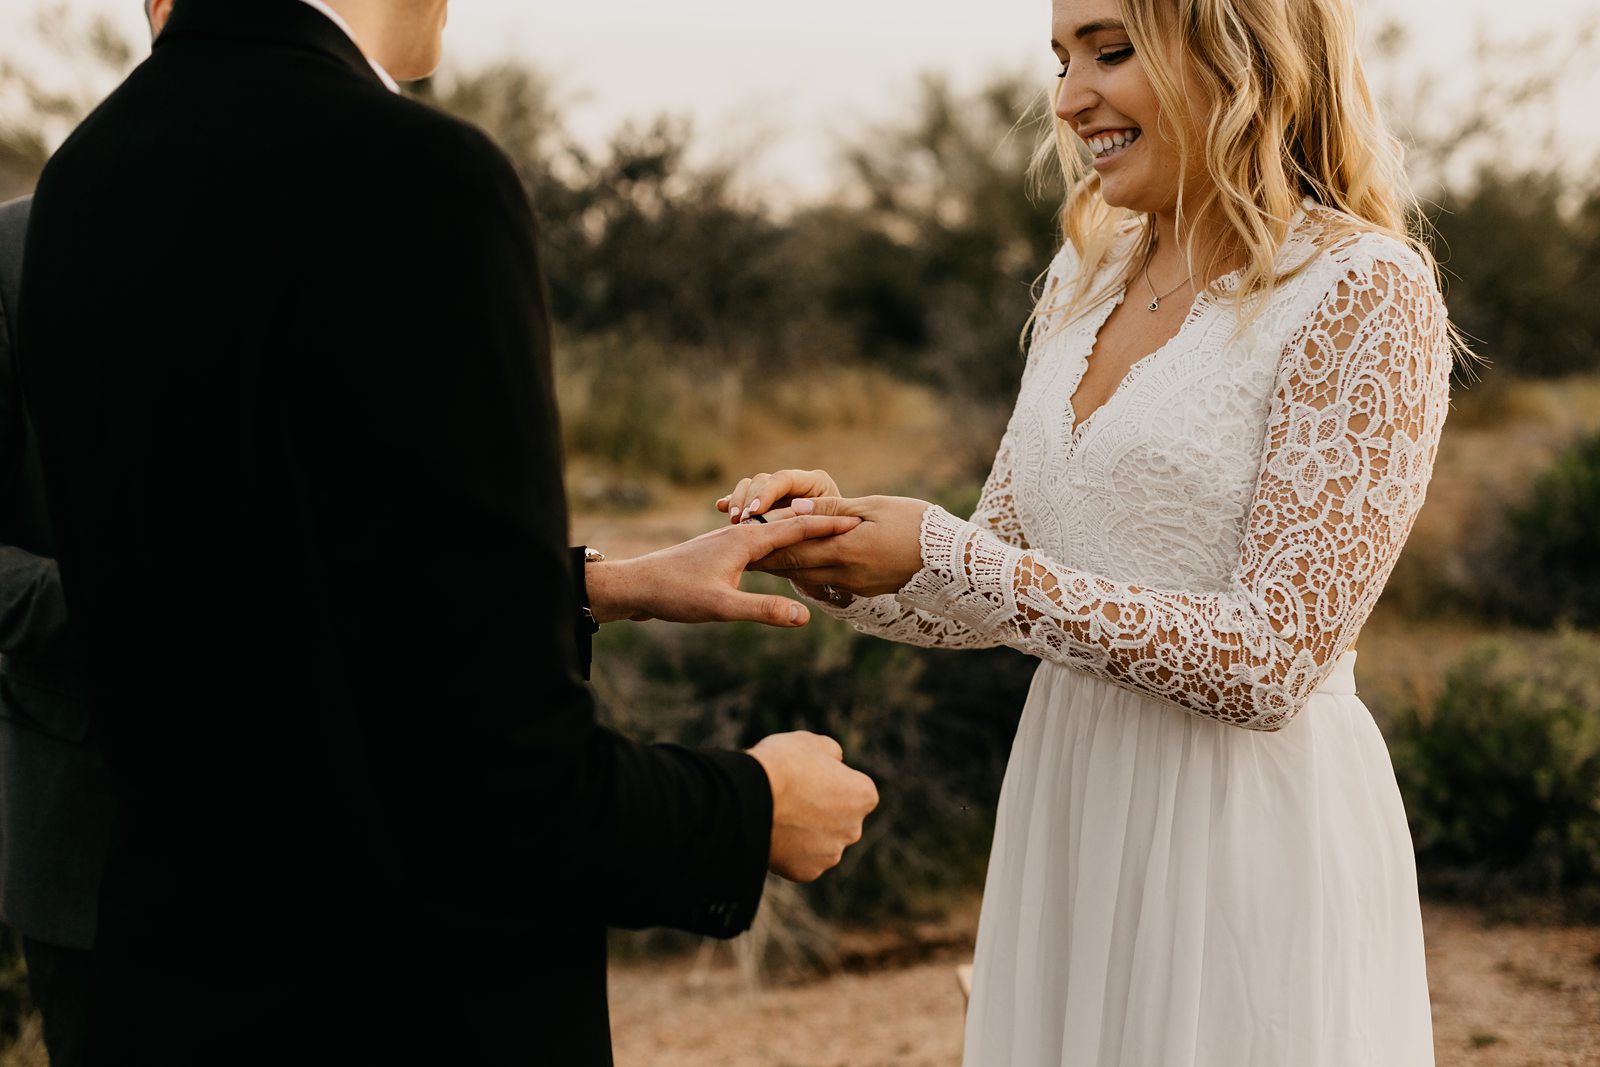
[584,558,641,625]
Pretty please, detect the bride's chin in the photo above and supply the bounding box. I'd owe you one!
[1096,180,1171,218]
[1096,182,1136,211]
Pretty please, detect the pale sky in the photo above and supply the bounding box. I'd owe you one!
[5,0,1599,199]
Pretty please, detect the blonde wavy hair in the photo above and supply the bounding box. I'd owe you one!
[1036,0,1439,331]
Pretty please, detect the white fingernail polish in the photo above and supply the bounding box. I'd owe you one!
[749,498,762,514]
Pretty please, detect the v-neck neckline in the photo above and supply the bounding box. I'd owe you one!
[1063,275,1224,449]
[1053,199,1315,453]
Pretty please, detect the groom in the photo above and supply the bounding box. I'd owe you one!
[18,0,875,1063]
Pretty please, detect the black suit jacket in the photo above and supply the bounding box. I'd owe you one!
[18,2,771,1062]
[0,195,112,952]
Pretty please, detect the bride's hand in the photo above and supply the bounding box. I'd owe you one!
[750,496,929,598]
[717,469,841,525]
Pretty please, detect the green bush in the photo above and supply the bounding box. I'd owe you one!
[1390,632,1600,918]
[1428,171,1600,380]
[1488,429,1600,629]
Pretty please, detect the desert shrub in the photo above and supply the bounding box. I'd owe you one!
[1484,429,1600,628]
[554,332,730,486]
[590,588,1033,927]
[1428,171,1600,381]
[830,74,1063,402]
[1390,632,1600,919]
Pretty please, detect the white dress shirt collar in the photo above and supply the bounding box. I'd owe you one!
[297,0,401,93]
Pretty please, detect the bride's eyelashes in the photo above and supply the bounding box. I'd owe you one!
[1057,45,1137,77]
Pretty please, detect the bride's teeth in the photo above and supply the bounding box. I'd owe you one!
[1094,129,1145,157]
[1088,129,1140,158]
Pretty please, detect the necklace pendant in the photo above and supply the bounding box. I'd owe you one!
[1147,298,1160,312]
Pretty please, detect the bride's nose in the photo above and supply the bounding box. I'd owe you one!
[1054,67,1100,128]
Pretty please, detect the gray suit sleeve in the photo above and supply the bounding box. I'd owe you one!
[0,196,73,661]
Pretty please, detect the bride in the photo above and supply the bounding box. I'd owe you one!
[718,0,1451,1062]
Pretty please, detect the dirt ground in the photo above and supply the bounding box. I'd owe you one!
[607,901,1600,1067]
[0,906,1591,1067]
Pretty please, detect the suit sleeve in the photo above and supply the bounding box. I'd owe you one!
[292,117,770,939]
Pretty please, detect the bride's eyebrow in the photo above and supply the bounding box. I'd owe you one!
[1073,18,1128,39]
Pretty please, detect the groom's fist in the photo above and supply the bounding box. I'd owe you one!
[748,731,879,883]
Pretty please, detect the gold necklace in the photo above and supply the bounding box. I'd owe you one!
[1141,234,1196,312]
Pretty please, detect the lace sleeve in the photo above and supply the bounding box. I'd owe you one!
[809,429,1033,649]
[895,248,1452,729]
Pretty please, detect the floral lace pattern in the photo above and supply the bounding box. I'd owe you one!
[824,209,1452,730]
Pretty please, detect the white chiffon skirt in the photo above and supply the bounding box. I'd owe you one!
[963,652,1434,1067]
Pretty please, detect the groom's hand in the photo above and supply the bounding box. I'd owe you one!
[585,515,862,627]
[751,496,930,598]
[748,732,879,882]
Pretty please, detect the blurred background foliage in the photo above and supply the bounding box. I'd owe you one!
[1391,632,1600,919]
[1,2,1598,1011]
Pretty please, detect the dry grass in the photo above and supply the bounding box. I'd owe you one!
[1393,373,1600,608]
[1352,608,1538,726]
[568,363,1004,559]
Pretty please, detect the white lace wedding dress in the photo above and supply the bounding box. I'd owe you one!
[821,205,1449,1066]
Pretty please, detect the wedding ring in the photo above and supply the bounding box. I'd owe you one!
[743,513,768,524]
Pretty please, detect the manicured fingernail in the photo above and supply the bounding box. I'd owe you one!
[792,498,815,515]
[730,507,741,522]
[749,499,762,515]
